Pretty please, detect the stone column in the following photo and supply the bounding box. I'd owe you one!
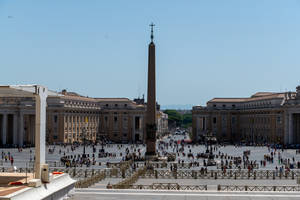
[66,115,69,142]
[19,113,24,147]
[34,86,48,179]
[30,115,35,145]
[78,115,81,141]
[284,113,289,145]
[289,113,293,144]
[74,115,77,142]
[132,115,136,143]
[2,114,7,145]
[71,115,74,143]
[140,116,144,141]
[13,114,18,145]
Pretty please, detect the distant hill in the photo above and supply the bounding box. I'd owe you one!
[161,104,193,110]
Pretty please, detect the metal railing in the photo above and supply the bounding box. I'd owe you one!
[141,169,300,180]
[128,183,207,191]
[218,185,300,192]
[75,171,106,188]
[112,166,147,189]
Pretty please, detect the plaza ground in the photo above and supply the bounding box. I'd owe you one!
[1,134,300,170]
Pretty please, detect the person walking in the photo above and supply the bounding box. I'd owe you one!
[10,156,14,166]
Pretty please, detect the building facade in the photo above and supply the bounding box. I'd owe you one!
[192,86,300,145]
[0,87,168,147]
[97,98,146,143]
[157,111,169,138]
[47,90,101,145]
[0,89,101,147]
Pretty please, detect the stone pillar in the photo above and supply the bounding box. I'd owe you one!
[19,113,24,147]
[289,114,293,144]
[30,115,35,145]
[13,114,18,145]
[74,115,78,142]
[141,116,144,141]
[66,115,69,143]
[132,116,136,143]
[34,86,48,179]
[284,113,289,145]
[71,115,74,143]
[2,114,7,145]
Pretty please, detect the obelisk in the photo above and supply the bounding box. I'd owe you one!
[146,23,157,156]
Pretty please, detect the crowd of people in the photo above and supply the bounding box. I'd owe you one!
[1,133,300,174]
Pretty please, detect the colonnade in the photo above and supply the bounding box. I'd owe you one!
[286,112,300,145]
[0,112,35,147]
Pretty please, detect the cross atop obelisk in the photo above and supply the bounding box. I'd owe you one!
[145,23,157,157]
[150,23,155,42]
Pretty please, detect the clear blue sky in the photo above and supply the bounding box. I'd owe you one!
[1,1,300,107]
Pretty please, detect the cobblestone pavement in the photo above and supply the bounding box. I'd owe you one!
[1,133,299,199]
[1,134,300,171]
[0,144,145,168]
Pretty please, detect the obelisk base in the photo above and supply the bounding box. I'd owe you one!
[145,153,158,161]
[145,123,157,159]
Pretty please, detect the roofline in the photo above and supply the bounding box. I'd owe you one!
[95,98,131,100]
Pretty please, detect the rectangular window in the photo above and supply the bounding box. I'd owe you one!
[213,117,217,124]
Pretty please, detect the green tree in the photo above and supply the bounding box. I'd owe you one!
[182,113,192,128]
[163,109,182,127]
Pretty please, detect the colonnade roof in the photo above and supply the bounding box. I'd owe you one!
[0,85,145,108]
[208,92,286,103]
[0,85,56,97]
[0,85,62,98]
[95,98,132,102]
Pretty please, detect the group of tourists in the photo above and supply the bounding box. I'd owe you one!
[1,151,14,166]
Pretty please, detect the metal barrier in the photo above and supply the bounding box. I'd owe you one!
[218,185,300,192]
[112,166,147,189]
[75,170,106,188]
[0,166,134,179]
[113,183,207,191]
[141,169,300,180]
[1,166,298,180]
